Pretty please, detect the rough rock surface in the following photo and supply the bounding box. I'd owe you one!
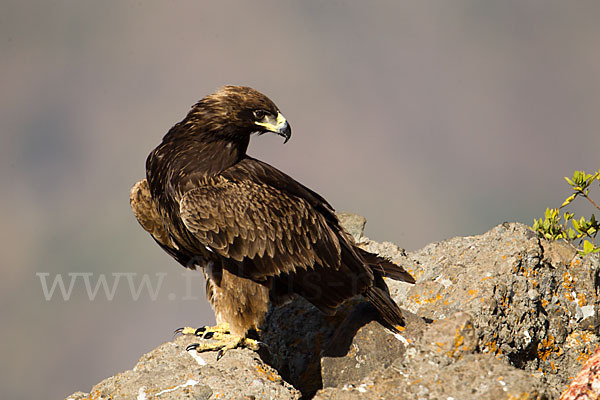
[66,334,301,400]
[67,216,600,400]
[368,222,600,398]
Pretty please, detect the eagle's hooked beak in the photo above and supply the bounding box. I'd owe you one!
[255,112,292,143]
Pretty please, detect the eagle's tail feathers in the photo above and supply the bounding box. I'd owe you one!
[357,248,415,284]
[364,284,405,334]
[373,260,415,283]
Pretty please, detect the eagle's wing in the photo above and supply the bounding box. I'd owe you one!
[222,156,339,225]
[131,178,203,268]
[179,175,342,279]
[130,179,171,247]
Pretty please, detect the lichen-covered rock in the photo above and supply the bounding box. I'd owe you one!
[66,218,600,400]
[314,311,551,399]
[314,352,550,400]
[320,317,415,389]
[361,221,600,398]
[337,212,367,241]
[65,334,301,400]
[418,311,478,359]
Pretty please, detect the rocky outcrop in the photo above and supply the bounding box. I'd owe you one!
[66,336,301,400]
[378,222,599,398]
[67,217,600,400]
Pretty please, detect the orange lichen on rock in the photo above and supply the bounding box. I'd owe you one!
[410,291,444,305]
[562,271,576,290]
[255,365,281,383]
[576,292,587,307]
[538,335,559,361]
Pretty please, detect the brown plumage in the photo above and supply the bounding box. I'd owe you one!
[130,85,414,347]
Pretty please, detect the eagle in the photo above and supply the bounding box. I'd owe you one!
[130,85,414,358]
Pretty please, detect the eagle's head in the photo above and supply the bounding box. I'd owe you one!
[188,85,291,143]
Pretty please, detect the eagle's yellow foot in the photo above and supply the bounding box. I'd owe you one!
[186,335,261,361]
[175,322,230,339]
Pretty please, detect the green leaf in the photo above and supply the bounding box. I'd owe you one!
[583,240,595,255]
[543,219,550,232]
[561,194,576,208]
[564,212,574,221]
[574,171,583,185]
[533,169,600,245]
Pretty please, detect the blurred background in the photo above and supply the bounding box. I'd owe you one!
[2,1,600,398]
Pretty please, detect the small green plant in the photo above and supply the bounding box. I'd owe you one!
[533,169,600,256]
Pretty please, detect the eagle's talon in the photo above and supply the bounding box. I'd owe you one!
[194,327,206,336]
[216,349,225,361]
[186,343,200,352]
[203,331,215,339]
[175,326,200,336]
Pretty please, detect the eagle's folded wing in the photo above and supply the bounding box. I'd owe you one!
[179,177,342,279]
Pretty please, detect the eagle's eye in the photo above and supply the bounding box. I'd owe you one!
[253,109,268,120]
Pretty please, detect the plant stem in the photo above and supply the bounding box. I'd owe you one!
[582,192,600,211]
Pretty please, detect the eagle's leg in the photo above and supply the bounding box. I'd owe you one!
[176,321,262,360]
[177,324,260,359]
[178,265,268,359]
[186,335,261,360]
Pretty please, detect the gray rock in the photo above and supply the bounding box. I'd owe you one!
[314,352,550,400]
[337,212,367,241]
[314,311,551,399]
[65,334,300,400]
[320,319,408,389]
[66,217,600,400]
[360,221,600,399]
